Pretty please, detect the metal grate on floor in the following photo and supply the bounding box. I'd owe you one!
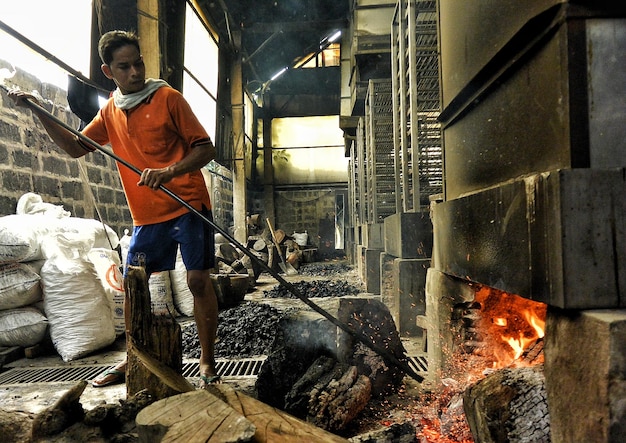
[408,355,428,374]
[0,356,267,385]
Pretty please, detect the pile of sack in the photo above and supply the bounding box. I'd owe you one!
[0,193,203,363]
[0,193,124,362]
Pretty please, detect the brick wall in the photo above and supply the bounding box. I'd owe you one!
[0,65,132,237]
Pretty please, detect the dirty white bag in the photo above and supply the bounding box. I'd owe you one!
[0,262,43,310]
[16,192,71,218]
[0,306,48,347]
[87,248,126,336]
[148,271,176,316]
[0,214,50,263]
[170,248,194,317]
[41,233,116,362]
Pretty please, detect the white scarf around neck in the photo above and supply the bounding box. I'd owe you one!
[112,78,169,110]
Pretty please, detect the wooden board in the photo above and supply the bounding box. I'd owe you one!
[209,384,349,443]
[136,389,256,443]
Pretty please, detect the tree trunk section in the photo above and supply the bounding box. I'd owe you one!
[463,365,551,443]
[126,265,183,399]
[136,389,256,443]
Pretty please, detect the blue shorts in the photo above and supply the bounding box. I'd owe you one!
[125,207,215,276]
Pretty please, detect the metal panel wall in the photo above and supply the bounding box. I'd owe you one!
[365,79,395,222]
[391,0,442,211]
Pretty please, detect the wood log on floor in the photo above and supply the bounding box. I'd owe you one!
[30,380,87,440]
[136,385,350,443]
[136,389,256,443]
[0,408,33,443]
[208,384,350,443]
[126,265,183,400]
[284,355,371,432]
[463,365,551,443]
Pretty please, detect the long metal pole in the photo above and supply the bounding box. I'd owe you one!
[1,86,424,383]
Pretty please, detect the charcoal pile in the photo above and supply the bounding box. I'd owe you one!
[181,301,287,358]
[263,279,361,299]
[298,262,354,277]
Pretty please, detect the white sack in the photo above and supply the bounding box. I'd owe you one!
[148,271,176,316]
[0,262,43,310]
[0,212,120,264]
[0,215,50,263]
[41,233,116,362]
[170,248,194,317]
[87,248,126,336]
[46,218,120,253]
[0,306,48,347]
[16,192,71,218]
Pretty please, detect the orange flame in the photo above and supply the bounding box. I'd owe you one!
[474,286,547,367]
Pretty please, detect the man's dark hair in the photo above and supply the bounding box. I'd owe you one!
[98,30,141,65]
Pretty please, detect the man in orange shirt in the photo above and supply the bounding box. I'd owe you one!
[9,30,220,387]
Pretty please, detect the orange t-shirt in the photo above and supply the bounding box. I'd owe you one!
[82,87,212,226]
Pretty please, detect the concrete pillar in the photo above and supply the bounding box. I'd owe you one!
[393,258,430,337]
[544,308,626,443]
[364,249,382,294]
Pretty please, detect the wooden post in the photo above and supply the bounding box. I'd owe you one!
[125,265,183,399]
[231,29,248,245]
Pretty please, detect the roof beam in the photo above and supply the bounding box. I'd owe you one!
[242,19,347,33]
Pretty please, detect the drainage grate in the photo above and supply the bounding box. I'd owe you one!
[0,356,267,385]
[408,355,428,374]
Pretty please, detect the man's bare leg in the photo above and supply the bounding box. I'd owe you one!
[187,269,219,381]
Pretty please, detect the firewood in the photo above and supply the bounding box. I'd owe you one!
[207,383,350,442]
[135,389,256,443]
[30,381,87,440]
[463,365,550,443]
[126,265,184,399]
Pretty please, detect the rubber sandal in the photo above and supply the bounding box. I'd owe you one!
[92,368,125,388]
[199,374,221,387]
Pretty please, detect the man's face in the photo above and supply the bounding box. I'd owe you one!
[102,44,146,94]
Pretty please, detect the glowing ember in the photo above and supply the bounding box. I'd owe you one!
[473,286,547,367]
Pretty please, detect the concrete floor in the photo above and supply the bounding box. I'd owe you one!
[0,266,424,415]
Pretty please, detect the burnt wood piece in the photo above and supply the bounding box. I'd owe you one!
[463,365,550,443]
[126,265,183,399]
[284,355,372,432]
[30,381,87,439]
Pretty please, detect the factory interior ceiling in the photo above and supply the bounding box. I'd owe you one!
[196,0,350,117]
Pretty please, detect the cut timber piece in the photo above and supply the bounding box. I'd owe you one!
[208,384,350,443]
[136,389,256,443]
[126,265,183,399]
[463,365,550,443]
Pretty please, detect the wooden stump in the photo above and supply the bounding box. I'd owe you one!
[463,365,551,443]
[126,265,184,399]
[136,385,351,443]
[136,389,256,443]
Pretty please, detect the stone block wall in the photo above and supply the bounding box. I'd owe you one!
[0,64,131,237]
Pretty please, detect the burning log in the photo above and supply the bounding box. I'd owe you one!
[284,355,372,432]
[463,365,550,443]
